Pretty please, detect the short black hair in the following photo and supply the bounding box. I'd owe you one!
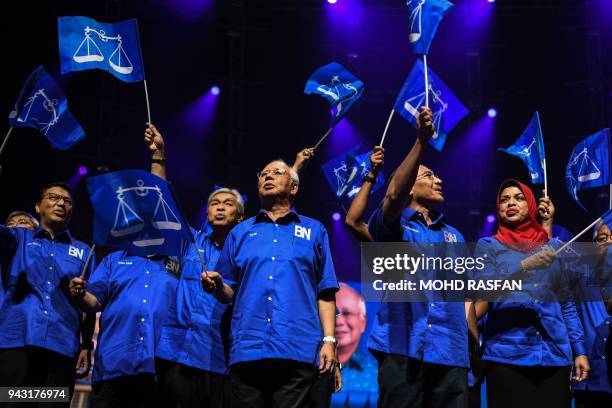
[39,182,73,202]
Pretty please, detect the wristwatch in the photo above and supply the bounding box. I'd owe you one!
[322,336,338,346]
[363,173,377,183]
[150,157,167,166]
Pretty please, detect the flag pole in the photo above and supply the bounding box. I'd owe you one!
[423,54,429,108]
[167,181,208,276]
[143,80,152,124]
[555,216,603,255]
[379,109,395,147]
[542,158,548,198]
[80,244,96,280]
[536,112,548,197]
[313,127,333,150]
[0,127,14,158]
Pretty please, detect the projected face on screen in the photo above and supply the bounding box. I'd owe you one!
[335,283,367,365]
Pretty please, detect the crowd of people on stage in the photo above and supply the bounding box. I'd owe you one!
[0,108,610,408]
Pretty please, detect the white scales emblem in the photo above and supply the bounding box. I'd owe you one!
[72,25,134,74]
[111,180,182,247]
[408,0,426,43]
[333,158,369,198]
[316,75,360,119]
[403,83,448,140]
[9,88,59,135]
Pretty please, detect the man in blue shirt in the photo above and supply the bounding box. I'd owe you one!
[144,123,245,408]
[203,158,339,408]
[0,182,95,404]
[69,251,179,408]
[367,108,475,408]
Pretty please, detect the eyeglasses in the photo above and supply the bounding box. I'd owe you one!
[417,171,439,181]
[257,168,288,179]
[44,193,74,207]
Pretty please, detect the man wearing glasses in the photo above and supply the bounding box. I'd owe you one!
[202,159,339,408]
[0,182,94,404]
[366,107,475,408]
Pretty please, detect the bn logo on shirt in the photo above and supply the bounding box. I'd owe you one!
[444,231,457,243]
[294,225,312,241]
[68,246,84,260]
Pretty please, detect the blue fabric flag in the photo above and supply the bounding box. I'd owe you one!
[321,145,385,202]
[601,209,612,227]
[393,59,468,151]
[87,170,190,256]
[8,65,85,150]
[565,129,611,210]
[498,112,547,184]
[304,62,364,126]
[407,0,454,55]
[58,16,145,82]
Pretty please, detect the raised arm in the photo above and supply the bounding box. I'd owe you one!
[345,146,384,242]
[381,107,434,226]
[292,147,315,173]
[144,122,166,180]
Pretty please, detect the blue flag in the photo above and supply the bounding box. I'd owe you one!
[58,16,145,82]
[8,66,85,150]
[407,0,454,55]
[565,129,611,210]
[87,170,189,256]
[498,112,547,184]
[304,62,364,126]
[394,59,468,151]
[321,145,385,202]
[602,209,612,227]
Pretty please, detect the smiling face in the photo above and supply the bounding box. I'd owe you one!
[35,186,73,231]
[257,161,298,201]
[335,284,366,364]
[207,192,243,229]
[498,186,529,227]
[410,165,444,206]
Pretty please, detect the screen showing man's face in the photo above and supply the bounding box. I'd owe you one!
[335,284,366,364]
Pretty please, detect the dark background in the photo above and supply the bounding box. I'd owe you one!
[1,0,610,280]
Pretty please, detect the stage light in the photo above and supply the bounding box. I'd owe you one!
[487,0,495,3]
[487,108,498,118]
[78,166,88,176]
[327,0,338,4]
[486,214,496,223]
[332,212,341,221]
[211,86,220,95]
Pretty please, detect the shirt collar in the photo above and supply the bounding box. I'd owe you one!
[254,208,301,225]
[33,226,72,243]
[402,207,445,227]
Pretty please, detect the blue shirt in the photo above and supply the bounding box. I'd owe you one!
[571,256,611,394]
[367,207,470,368]
[88,251,179,382]
[0,225,94,357]
[216,209,339,366]
[474,237,586,367]
[156,230,230,375]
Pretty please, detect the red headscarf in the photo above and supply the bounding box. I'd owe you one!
[493,179,549,252]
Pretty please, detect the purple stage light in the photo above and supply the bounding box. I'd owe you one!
[211,86,220,96]
[487,108,498,118]
[327,0,338,4]
[486,214,496,223]
[487,0,495,3]
[332,212,342,221]
[78,166,88,176]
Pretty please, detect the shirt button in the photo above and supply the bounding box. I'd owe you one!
[536,331,540,336]
[144,284,149,288]
[48,266,53,270]
[47,281,51,285]
[146,271,150,275]
[271,256,275,261]
[268,275,273,280]
[533,283,538,287]
[140,337,144,341]
[50,253,54,257]
[430,303,435,307]
[43,310,48,314]
[142,299,147,303]
[267,318,271,323]
[428,324,432,328]
[267,296,272,301]
[141,318,145,322]
[45,296,49,299]
[273,239,277,243]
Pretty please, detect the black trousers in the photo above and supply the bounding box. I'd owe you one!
[230,359,317,408]
[308,370,335,408]
[375,352,468,408]
[156,358,229,408]
[0,346,76,408]
[90,373,170,408]
[574,391,612,408]
[486,362,571,408]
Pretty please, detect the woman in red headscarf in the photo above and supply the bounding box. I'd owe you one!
[474,179,590,407]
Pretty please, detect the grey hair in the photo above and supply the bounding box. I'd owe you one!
[339,282,366,318]
[207,188,245,215]
[5,211,39,227]
[267,159,299,186]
